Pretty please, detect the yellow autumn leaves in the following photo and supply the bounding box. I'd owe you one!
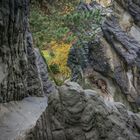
[42,41,71,82]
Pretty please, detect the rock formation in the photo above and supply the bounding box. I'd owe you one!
[0,96,48,140]
[0,1,56,139]
[25,82,140,140]
[0,0,140,140]
[0,0,43,102]
[67,0,140,111]
[1,81,140,140]
[0,46,56,140]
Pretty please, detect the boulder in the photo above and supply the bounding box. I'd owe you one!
[25,82,140,140]
[0,96,48,140]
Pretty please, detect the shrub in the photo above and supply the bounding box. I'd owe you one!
[49,64,60,74]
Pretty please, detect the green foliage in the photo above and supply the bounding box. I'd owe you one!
[62,9,102,42]
[30,1,103,84]
[49,64,60,74]
[30,6,71,49]
[30,1,102,49]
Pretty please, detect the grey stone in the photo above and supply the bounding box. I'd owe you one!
[67,0,140,111]
[25,82,140,140]
[0,96,48,140]
[0,0,43,102]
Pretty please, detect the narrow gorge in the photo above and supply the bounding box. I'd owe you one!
[0,0,140,140]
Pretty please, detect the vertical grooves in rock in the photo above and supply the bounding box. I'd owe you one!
[0,0,43,103]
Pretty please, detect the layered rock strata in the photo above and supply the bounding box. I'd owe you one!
[0,0,43,102]
[0,0,140,140]
[25,82,140,140]
[67,0,140,111]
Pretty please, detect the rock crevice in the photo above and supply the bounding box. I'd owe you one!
[67,0,140,110]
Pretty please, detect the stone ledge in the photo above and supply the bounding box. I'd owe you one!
[0,97,48,140]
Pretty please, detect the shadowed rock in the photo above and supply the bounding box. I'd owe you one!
[0,96,48,140]
[0,0,43,102]
[115,0,140,26]
[102,16,140,68]
[34,48,57,95]
[25,82,140,140]
[67,0,140,111]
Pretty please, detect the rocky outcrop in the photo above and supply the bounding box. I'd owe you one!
[115,0,140,26]
[67,0,140,111]
[25,82,140,140]
[34,48,57,95]
[0,0,43,102]
[0,82,140,140]
[100,0,140,109]
[0,0,140,140]
[0,1,56,139]
[0,96,48,140]
[0,45,56,140]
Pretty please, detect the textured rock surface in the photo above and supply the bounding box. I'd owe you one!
[0,0,140,140]
[101,0,140,108]
[34,48,57,95]
[67,0,140,111]
[0,0,43,102]
[25,82,140,140]
[0,1,57,139]
[0,82,140,140]
[0,97,48,140]
[115,0,140,26]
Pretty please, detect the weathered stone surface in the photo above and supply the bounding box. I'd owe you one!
[0,0,140,140]
[26,32,43,97]
[0,0,43,102]
[0,82,140,140]
[115,0,140,26]
[101,0,140,108]
[0,96,48,140]
[25,82,140,140]
[102,17,140,67]
[67,0,140,111]
[34,48,57,95]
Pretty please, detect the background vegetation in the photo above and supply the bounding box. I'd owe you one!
[30,0,108,84]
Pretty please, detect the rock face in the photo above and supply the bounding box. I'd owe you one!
[34,48,57,95]
[67,0,140,111]
[25,82,140,140]
[116,0,140,26]
[0,1,57,139]
[101,0,140,109]
[0,82,140,140]
[0,96,48,140]
[0,0,43,102]
[0,0,140,140]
